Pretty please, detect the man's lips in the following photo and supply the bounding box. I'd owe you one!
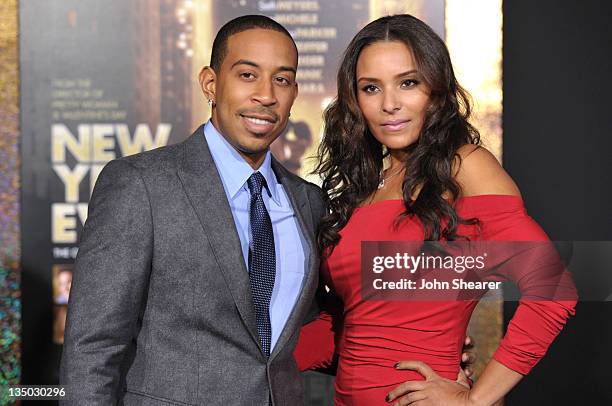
[381,119,410,131]
[239,110,278,123]
[240,113,277,133]
[240,114,277,125]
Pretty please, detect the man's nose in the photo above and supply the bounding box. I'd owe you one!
[252,79,277,106]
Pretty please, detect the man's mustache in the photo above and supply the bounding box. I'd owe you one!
[237,107,280,123]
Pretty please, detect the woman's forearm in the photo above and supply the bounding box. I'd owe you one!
[468,359,523,406]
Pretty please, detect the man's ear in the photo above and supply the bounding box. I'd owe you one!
[199,66,216,102]
[293,81,299,104]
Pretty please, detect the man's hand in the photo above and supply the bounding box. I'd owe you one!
[386,361,477,406]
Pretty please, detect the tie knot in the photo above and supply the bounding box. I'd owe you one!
[247,172,266,196]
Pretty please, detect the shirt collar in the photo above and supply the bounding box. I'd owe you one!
[203,120,280,204]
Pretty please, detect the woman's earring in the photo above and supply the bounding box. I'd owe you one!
[207,99,215,107]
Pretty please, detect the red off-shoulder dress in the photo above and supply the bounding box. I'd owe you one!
[294,195,577,405]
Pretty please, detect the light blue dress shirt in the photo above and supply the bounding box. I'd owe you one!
[203,121,308,351]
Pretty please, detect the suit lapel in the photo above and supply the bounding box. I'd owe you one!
[176,127,260,350]
[269,158,319,361]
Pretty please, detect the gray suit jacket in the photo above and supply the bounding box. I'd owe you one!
[59,125,326,405]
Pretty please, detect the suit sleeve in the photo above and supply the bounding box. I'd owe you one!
[59,159,154,405]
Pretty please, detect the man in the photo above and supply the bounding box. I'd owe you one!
[60,15,324,405]
[60,14,474,405]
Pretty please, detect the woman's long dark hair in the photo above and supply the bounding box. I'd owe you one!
[316,14,480,252]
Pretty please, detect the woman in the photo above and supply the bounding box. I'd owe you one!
[294,14,577,405]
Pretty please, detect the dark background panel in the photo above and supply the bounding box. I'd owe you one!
[503,0,612,404]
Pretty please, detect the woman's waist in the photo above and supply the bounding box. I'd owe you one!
[337,326,461,372]
[335,355,460,393]
[340,322,465,354]
[337,346,461,376]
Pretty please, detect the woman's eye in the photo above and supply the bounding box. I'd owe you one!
[362,84,379,93]
[401,79,418,88]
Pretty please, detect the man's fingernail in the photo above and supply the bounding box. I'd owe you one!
[394,362,400,369]
[385,394,391,402]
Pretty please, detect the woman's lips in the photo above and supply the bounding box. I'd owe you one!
[381,120,410,132]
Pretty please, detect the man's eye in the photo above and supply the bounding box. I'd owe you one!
[275,76,290,85]
[240,72,255,80]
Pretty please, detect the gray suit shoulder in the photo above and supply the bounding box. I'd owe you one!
[305,180,325,204]
[281,168,324,202]
[116,140,183,172]
[291,174,326,218]
[95,133,195,187]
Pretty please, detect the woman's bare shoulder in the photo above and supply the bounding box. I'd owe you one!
[453,145,521,197]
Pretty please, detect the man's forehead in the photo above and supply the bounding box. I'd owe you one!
[224,28,297,68]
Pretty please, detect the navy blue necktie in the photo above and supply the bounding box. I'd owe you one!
[247,172,276,357]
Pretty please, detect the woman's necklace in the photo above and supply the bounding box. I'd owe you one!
[377,167,403,189]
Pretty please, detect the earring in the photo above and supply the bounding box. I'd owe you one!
[207,99,215,107]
